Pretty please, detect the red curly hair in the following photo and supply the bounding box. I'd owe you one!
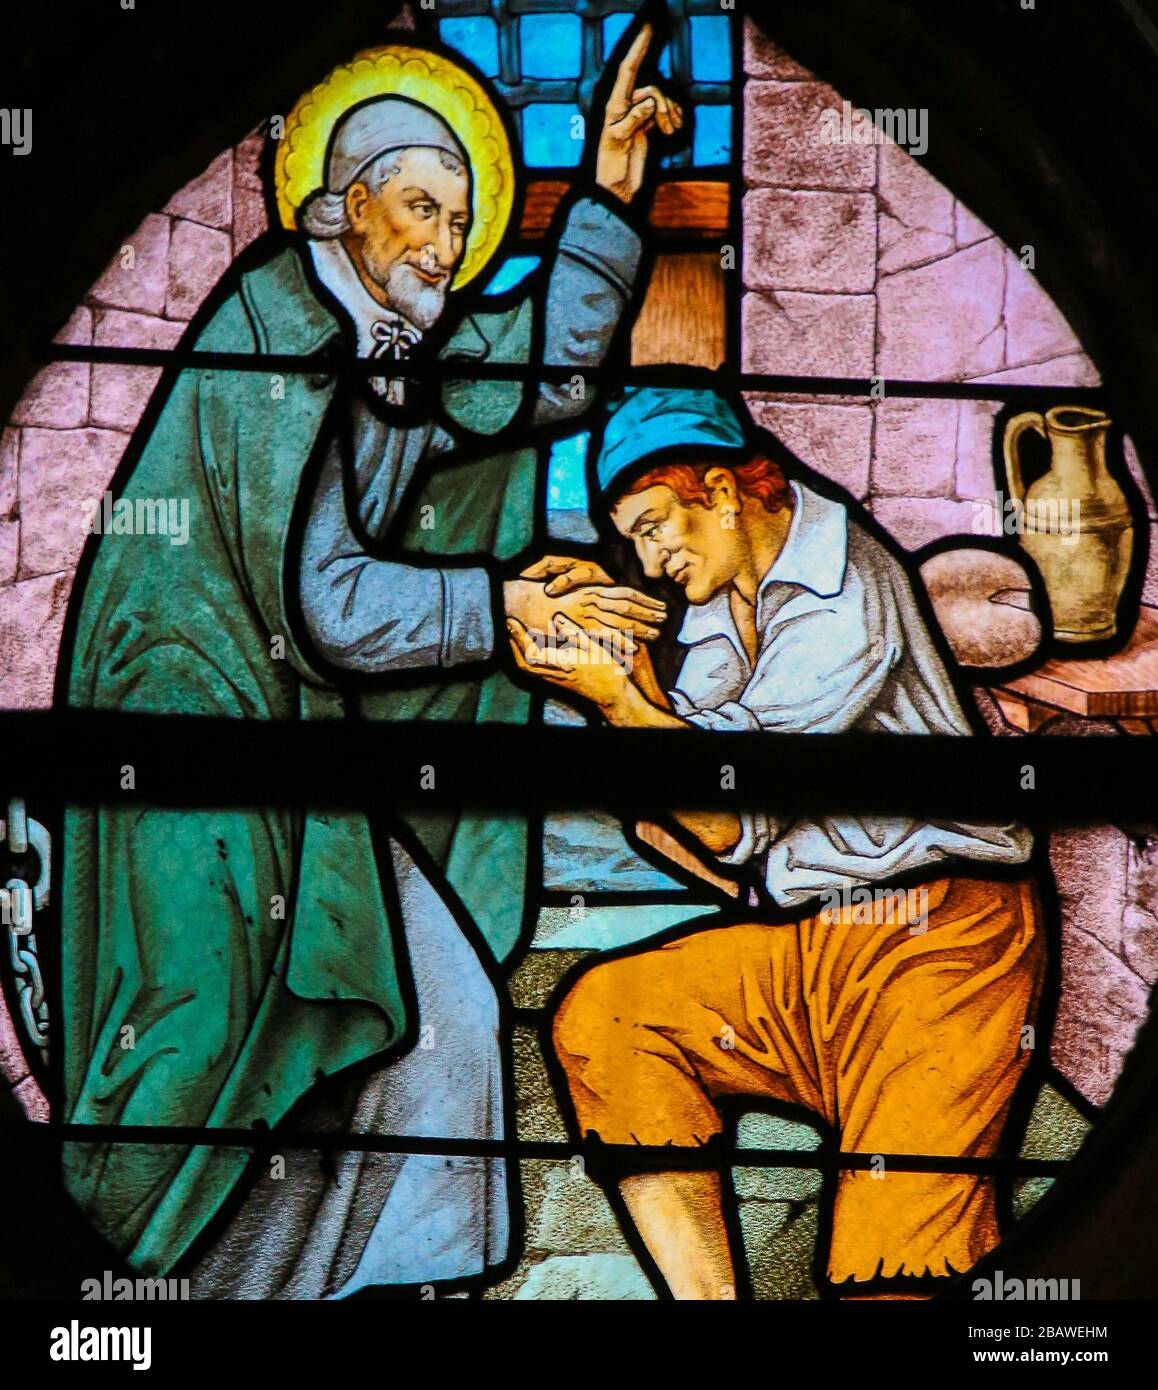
[622,454,792,514]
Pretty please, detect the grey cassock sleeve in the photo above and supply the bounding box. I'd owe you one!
[533,197,642,425]
[298,196,641,676]
[297,415,496,675]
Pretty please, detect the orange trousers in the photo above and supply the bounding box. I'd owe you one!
[552,875,1044,1285]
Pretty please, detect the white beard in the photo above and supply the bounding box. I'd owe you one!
[363,252,448,330]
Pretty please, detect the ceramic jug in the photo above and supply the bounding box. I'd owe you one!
[1002,405,1133,643]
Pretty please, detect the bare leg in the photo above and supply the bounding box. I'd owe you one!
[619,1171,737,1300]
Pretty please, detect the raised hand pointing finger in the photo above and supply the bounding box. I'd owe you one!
[595,22,679,205]
[607,23,653,120]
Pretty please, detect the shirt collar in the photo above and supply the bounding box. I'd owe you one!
[759,480,848,603]
[676,481,850,647]
[676,588,735,648]
[307,237,422,359]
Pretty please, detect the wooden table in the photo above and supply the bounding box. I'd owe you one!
[991,605,1158,734]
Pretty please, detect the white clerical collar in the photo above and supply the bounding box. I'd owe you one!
[308,237,423,373]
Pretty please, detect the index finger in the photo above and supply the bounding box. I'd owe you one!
[611,22,653,106]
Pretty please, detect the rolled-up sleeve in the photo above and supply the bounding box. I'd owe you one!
[673,695,761,735]
[441,565,495,667]
[668,689,774,865]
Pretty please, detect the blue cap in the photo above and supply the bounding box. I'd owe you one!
[594,387,748,497]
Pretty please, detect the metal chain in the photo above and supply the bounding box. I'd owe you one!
[2,798,51,1063]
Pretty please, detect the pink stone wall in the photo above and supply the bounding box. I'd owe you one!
[1049,825,1158,1107]
[0,132,268,714]
[740,19,1110,552]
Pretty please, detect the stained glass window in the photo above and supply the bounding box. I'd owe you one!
[1,0,1156,1349]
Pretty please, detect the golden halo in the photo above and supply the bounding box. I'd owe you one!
[275,44,514,290]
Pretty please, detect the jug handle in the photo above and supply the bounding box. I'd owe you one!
[1003,411,1046,508]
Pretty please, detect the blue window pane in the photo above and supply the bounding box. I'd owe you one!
[520,13,582,78]
[483,255,540,296]
[522,104,583,167]
[547,433,590,513]
[693,104,731,165]
[602,13,633,60]
[689,16,732,82]
[438,17,500,78]
[547,433,596,542]
[604,14,674,77]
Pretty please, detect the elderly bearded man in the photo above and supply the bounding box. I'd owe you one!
[59,30,679,1297]
[508,387,1044,1300]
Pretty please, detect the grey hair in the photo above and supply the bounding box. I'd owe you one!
[299,147,466,239]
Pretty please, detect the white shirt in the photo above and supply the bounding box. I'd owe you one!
[670,480,1033,906]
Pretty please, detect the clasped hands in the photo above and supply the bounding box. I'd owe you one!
[503,555,662,714]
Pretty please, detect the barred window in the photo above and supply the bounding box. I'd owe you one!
[437,0,733,167]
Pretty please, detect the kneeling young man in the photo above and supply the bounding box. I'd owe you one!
[507,387,1044,1300]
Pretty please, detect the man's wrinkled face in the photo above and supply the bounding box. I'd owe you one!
[345,146,471,328]
[611,474,742,606]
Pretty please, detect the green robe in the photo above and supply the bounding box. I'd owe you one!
[60,240,542,1275]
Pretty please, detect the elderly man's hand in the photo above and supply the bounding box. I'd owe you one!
[503,573,665,646]
[595,23,683,205]
[520,554,617,596]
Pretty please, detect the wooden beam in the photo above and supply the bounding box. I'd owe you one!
[631,253,726,369]
[519,179,729,240]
